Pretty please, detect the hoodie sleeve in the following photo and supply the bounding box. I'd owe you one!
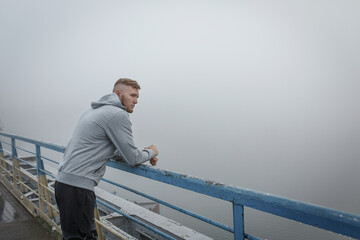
[104,111,156,166]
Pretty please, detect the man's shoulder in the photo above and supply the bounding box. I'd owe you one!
[84,105,128,123]
[94,105,126,114]
[98,106,129,121]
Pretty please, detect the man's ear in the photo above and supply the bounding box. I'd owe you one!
[115,89,121,97]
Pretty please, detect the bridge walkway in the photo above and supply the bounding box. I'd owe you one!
[0,182,59,240]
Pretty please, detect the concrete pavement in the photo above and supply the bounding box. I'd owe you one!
[0,182,60,240]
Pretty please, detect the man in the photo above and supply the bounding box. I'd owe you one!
[55,78,158,240]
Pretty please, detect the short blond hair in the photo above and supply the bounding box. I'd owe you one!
[113,78,141,92]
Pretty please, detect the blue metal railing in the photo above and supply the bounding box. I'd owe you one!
[0,131,359,240]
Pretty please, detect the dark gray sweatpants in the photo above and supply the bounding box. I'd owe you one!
[55,181,97,240]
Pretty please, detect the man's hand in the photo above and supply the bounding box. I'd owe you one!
[150,157,158,166]
[145,145,159,166]
[145,145,159,156]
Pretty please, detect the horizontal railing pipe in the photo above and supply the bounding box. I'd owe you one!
[0,131,65,153]
[38,168,56,179]
[107,161,360,239]
[0,149,36,169]
[39,155,60,165]
[245,233,263,240]
[13,145,36,156]
[102,177,233,233]
[1,131,360,240]
[1,141,12,147]
[15,156,37,169]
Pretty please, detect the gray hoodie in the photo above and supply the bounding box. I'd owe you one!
[56,93,156,191]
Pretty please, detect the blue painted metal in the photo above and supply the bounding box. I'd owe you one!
[102,177,233,233]
[245,234,262,240]
[39,154,59,165]
[11,138,17,158]
[36,145,45,176]
[0,131,65,153]
[107,161,360,239]
[1,148,11,156]
[13,145,36,156]
[1,141,12,148]
[1,131,360,240]
[38,168,55,179]
[14,156,36,169]
[96,198,178,240]
[233,203,244,240]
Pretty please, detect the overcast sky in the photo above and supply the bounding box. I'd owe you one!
[1,1,360,212]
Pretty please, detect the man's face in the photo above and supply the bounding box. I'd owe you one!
[116,86,139,113]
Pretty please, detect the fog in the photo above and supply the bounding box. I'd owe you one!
[1,1,360,239]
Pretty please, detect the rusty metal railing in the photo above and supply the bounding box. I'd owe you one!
[1,131,360,240]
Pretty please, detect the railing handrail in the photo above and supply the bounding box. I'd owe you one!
[0,131,65,153]
[1,130,360,240]
[107,161,360,237]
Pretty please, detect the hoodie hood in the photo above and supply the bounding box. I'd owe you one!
[91,93,126,110]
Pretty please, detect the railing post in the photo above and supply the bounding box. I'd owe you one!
[36,144,45,214]
[94,204,104,240]
[36,144,54,218]
[233,202,245,240]
[11,138,20,190]
[1,141,10,179]
[12,138,25,193]
[0,141,3,159]
[0,141,6,179]
[11,137,18,158]
[0,141,5,174]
